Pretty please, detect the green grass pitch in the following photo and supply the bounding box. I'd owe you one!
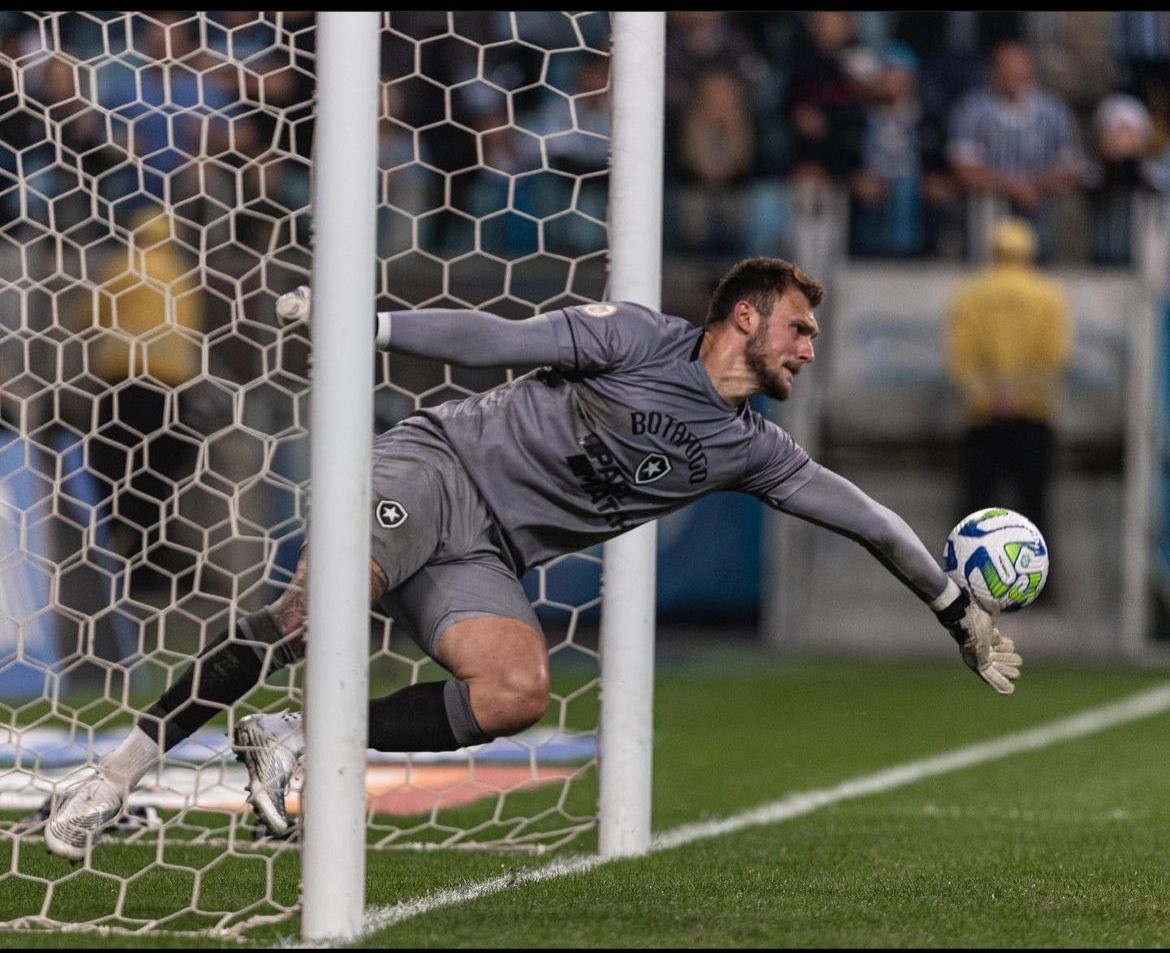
[1,648,1168,948]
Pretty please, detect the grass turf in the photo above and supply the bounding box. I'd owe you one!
[1,652,1167,948]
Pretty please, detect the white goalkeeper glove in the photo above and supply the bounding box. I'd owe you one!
[935,587,1022,695]
[275,285,312,325]
[275,285,391,350]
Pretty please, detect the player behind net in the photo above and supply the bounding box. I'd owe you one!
[43,258,1020,858]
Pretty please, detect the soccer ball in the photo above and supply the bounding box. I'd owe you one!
[943,508,1049,614]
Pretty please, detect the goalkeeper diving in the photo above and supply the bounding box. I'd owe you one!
[43,258,1020,859]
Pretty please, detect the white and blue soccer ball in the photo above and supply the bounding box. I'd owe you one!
[943,507,1049,614]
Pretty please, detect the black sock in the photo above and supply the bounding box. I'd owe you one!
[367,680,487,753]
[137,609,295,751]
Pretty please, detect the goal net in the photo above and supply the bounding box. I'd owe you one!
[0,10,611,937]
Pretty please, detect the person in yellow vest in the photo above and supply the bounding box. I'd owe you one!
[89,206,204,583]
[947,216,1069,561]
[92,208,202,386]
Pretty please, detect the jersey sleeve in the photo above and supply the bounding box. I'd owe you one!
[777,465,951,604]
[738,420,951,605]
[542,302,675,373]
[734,415,819,506]
[380,308,561,367]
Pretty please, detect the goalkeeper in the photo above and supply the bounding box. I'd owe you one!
[45,257,1021,859]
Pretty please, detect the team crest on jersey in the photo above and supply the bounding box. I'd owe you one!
[634,452,671,485]
[376,499,408,529]
[582,302,617,318]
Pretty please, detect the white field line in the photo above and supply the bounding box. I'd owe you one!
[351,681,1170,941]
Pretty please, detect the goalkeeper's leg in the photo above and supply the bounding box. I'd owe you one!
[233,613,549,836]
[232,618,547,837]
[363,558,551,754]
[364,614,549,753]
[236,557,551,835]
[230,555,551,835]
[45,547,378,857]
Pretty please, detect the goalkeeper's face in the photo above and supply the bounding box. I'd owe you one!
[745,288,818,401]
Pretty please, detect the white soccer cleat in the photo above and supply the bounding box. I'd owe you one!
[232,709,304,836]
[275,285,312,324]
[44,770,125,861]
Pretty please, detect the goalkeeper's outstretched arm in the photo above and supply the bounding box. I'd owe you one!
[275,285,561,368]
[374,308,562,367]
[779,466,1023,694]
[779,465,953,605]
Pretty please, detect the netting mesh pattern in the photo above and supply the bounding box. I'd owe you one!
[0,11,611,935]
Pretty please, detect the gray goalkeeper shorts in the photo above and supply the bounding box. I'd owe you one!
[367,422,540,656]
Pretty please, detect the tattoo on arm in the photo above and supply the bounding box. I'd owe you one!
[269,550,309,640]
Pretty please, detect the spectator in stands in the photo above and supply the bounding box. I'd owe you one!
[1084,93,1169,265]
[729,11,804,163]
[670,68,756,254]
[665,11,760,119]
[98,15,227,200]
[664,11,768,253]
[206,10,278,62]
[1111,12,1170,156]
[892,13,1007,120]
[664,12,797,256]
[1029,12,1118,125]
[947,40,1085,255]
[785,11,873,187]
[544,55,610,255]
[462,55,611,258]
[947,217,1070,565]
[545,56,610,177]
[10,54,105,230]
[375,83,438,256]
[849,43,956,258]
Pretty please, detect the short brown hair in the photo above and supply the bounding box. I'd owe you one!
[705,258,824,326]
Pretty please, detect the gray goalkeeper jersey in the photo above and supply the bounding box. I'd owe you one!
[399,302,817,576]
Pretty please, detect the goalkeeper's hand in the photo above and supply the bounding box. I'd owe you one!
[275,285,312,325]
[936,588,1022,694]
[276,285,389,350]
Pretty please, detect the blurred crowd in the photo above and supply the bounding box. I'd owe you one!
[3,10,1169,272]
[1,10,1164,664]
[663,10,1170,264]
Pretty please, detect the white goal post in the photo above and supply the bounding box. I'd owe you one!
[598,11,664,860]
[301,11,380,943]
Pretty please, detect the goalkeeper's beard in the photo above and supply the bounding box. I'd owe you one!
[745,318,791,401]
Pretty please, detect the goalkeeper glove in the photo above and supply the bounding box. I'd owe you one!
[935,587,1022,695]
[275,285,311,324]
[275,285,391,351]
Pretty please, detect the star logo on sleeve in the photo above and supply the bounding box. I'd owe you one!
[375,499,408,529]
[634,452,672,485]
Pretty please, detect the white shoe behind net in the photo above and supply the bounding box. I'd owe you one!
[44,770,126,861]
[232,710,304,837]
